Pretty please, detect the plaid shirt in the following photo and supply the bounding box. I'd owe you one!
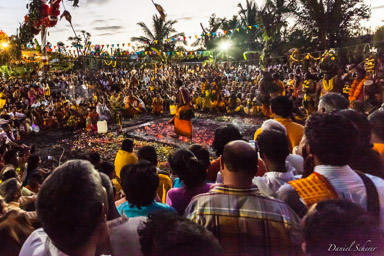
[184,184,302,256]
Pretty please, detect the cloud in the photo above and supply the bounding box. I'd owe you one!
[84,0,112,6]
[178,16,196,21]
[94,25,124,31]
[94,32,116,36]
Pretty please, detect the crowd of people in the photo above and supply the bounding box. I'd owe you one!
[0,57,384,255]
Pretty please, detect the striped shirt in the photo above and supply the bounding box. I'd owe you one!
[184,184,301,256]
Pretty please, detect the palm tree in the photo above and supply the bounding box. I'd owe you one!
[238,0,262,51]
[131,14,185,53]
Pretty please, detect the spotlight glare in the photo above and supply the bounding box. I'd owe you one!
[220,41,230,50]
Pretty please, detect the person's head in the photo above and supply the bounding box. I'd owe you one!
[138,146,158,167]
[121,139,134,152]
[212,124,243,157]
[99,172,119,221]
[260,119,287,136]
[89,152,101,167]
[257,130,290,167]
[317,93,349,113]
[270,96,293,118]
[2,123,11,132]
[0,210,36,255]
[36,160,107,254]
[168,148,207,188]
[368,109,384,143]
[28,172,43,189]
[121,161,159,209]
[338,109,371,148]
[302,200,381,256]
[0,178,21,203]
[4,149,19,166]
[305,113,359,166]
[221,140,258,186]
[189,144,211,170]
[139,212,222,256]
[27,154,41,172]
[175,80,183,88]
[98,161,115,180]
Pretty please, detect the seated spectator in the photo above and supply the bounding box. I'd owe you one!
[0,210,37,255]
[20,160,109,256]
[277,113,384,221]
[138,146,172,203]
[185,141,301,255]
[254,96,304,149]
[114,139,138,179]
[369,109,384,159]
[1,149,19,179]
[117,161,176,217]
[139,212,222,256]
[317,92,349,113]
[25,172,43,194]
[253,130,299,197]
[339,109,384,179]
[302,200,383,256]
[167,148,211,215]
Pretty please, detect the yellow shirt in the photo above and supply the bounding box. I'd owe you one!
[254,117,304,149]
[157,173,173,203]
[373,143,384,160]
[114,150,138,178]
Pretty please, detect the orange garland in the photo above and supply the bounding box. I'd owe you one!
[349,75,369,102]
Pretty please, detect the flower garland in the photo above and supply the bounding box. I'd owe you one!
[323,78,334,91]
[349,76,369,102]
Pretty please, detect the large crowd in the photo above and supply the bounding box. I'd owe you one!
[0,57,384,255]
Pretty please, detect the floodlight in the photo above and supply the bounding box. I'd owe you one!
[220,41,231,50]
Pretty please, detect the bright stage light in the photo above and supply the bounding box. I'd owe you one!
[1,42,8,48]
[220,41,231,50]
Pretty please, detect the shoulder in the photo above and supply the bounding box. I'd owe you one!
[19,228,48,256]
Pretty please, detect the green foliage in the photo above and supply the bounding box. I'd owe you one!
[374,26,384,53]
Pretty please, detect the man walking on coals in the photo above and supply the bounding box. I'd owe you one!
[171,80,193,141]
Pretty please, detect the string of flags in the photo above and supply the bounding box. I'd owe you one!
[25,24,260,53]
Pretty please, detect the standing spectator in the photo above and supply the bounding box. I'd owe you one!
[117,161,176,217]
[20,160,109,256]
[369,109,384,159]
[185,141,301,255]
[167,148,211,215]
[253,130,299,197]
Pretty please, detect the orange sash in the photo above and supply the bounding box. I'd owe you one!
[288,172,338,206]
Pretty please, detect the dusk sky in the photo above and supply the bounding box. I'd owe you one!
[0,0,383,49]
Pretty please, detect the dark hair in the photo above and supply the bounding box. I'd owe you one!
[212,124,243,157]
[23,154,40,187]
[339,110,384,178]
[139,212,222,256]
[270,96,293,118]
[138,146,158,166]
[0,178,19,203]
[175,80,183,87]
[189,144,211,170]
[168,148,206,188]
[257,130,290,164]
[222,141,258,174]
[305,113,359,166]
[369,110,384,141]
[318,93,349,113]
[121,139,134,152]
[303,200,381,256]
[121,161,159,209]
[4,149,18,165]
[89,152,101,166]
[99,172,116,221]
[36,160,104,252]
[2,170,17,182]
[98,161,115,179]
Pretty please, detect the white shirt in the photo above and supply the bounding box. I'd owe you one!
[253,170,298,197]
[277,165,384,222]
